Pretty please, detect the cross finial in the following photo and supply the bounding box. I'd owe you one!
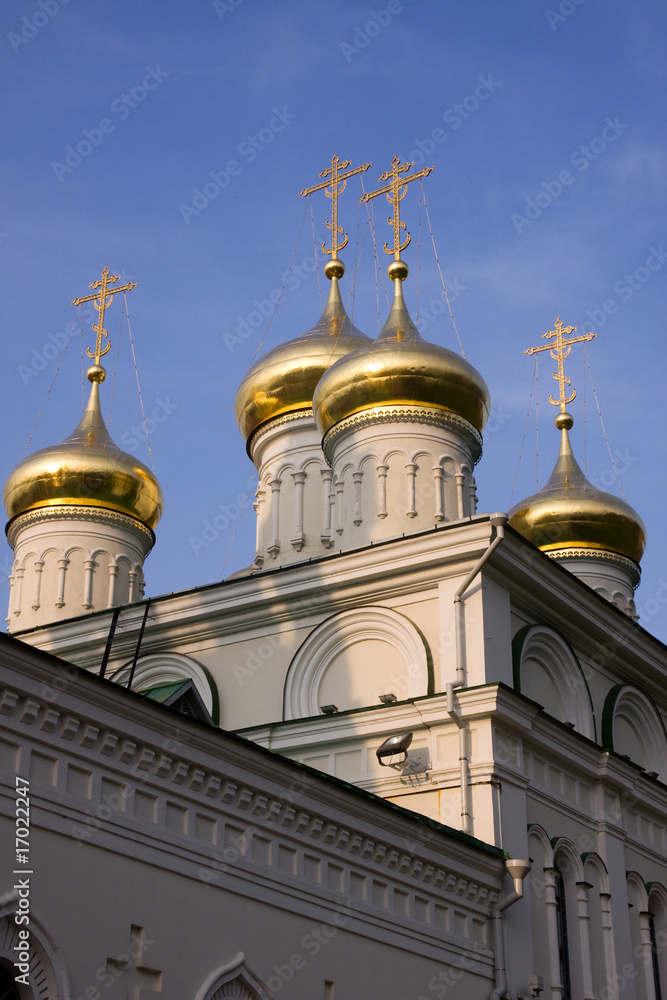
[524,317,597,416]
[361,155,434,259]
[72,267,137,378]
[300,155,372,264]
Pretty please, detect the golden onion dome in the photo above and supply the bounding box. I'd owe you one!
[313,268,490,437]
[508,412,645,565]
[4,370,163,531]
[235,266,370,445]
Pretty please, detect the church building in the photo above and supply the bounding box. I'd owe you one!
[2,157,667,1000]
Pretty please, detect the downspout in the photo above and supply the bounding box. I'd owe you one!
[446,513,507,834]
[490,859,532,1000]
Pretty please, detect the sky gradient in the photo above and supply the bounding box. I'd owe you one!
[2,0,666,642]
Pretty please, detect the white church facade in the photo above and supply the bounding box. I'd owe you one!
[2,158,667,1000]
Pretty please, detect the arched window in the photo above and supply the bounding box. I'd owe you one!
[602,686,667,778]
[283,607,431,719]
[648,884,667,1000]
[0,964,21,1000]
[583,853,614,998]
[512,625,595,739]
[554,869,572,999]
[195,954,270,1000]
[109,652,219,725]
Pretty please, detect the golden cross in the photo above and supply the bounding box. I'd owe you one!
[361,155,434,258]
[72,267,137,365]
[524,317,597,411]
[300,155,372,259]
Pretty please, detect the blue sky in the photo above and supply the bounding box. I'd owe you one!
[2,0,666,642]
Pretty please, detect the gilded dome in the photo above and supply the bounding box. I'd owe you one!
[508,415,645,565]
[313,278,490,437]
[4,377,163,531]
[235,275,370,445]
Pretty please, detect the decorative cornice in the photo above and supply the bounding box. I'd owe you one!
[7,505,155,549]
[547,547,640,585]
[322,405,483,463]
[248,409,314,460]
[0,679,500,908]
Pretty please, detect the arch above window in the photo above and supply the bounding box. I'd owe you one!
[602,685,667,777]
[283,606,431,719]
[513,624,595,740]
[194,953,270,1000]
[0,902,70,1000]
[110,652,219,725]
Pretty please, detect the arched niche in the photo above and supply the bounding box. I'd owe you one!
[283,606,432,719]
[110,652,219,724]
[512,624,595,740]
[601,684,667,777]
[0,901,70,1000]
[195,953,270,1000]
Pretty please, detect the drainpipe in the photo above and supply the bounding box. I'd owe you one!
[490,859,532,1000]
[446,514,507,834]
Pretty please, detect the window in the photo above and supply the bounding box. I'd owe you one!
[650,914,663,1000]
[555,870,572,1000]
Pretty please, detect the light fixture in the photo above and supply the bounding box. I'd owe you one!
[376,732,413,766]
[379,692,397,704]
[646,770,659,779]
[320,704,338,715]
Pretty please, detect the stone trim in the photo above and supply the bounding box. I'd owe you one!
[322,406,483,463]
[547,548,640,585]
[0,680,499,912]
[7,505,155,548]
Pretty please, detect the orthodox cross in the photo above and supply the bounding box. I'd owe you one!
[361,155,434,258]
[300,155,372,259]
[72,267,137,365]
[524,317,597,411]
[105,926,162,1000]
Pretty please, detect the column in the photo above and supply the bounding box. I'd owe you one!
[377,464,388,519]
[108,563,119,607]
[291,470,306,551]
[405,462,417,517]
[31,559,45,611]
[433,466,444,521]
[455,471,465,519]
[352,471,363,526]
[320,469,334,546]
[83,558,96,609]
[575,882,596,1000]
[56,557,69,608]
[267,477,281,558]
[544,869,565,1000]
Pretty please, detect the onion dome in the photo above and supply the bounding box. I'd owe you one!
[508,412,645,565]
[313,260,490,438]
[235,260,370,447]
[4,366,163,532]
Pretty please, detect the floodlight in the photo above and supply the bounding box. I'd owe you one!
[320,704,338,715]
[379,693,397,704]
[376,732,413,766]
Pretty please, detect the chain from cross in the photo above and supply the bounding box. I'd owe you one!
[300,155,372,259]
[72,266,137,365]
[360,155,434,258]
[524,317,597,411]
